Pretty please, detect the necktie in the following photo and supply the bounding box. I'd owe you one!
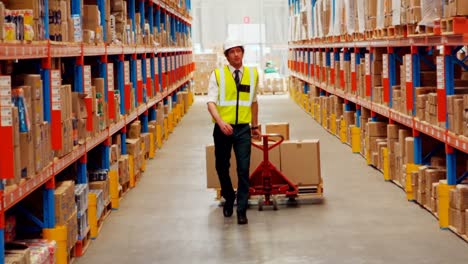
[234,70,240,86]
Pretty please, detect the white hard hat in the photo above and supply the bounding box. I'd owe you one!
[223,39,243,53]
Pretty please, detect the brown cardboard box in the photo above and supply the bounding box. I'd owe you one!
[54,181,75,226]
[128,121,141,139]
[450,185,468,210]
[13,107,20,147]
[368,122,387,137]
[89,178,110,204]
[20,131,35,178]
[118,155,130,184]
[92,78,105,97]
[450,0,468,16]
[450,208,466,234]
[387,124,399,139]
[140,133,151,156]
[83,5,101,30]
[265,122,290,141]
[72,92,88,119]
[65,210,78,251]
[405,137,414,164]
[125,138,140,156]
[466,209,468,236]
[425,169,446,191]
[280,140,321,185]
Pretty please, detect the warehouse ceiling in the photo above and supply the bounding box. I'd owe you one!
[191,0,289,74]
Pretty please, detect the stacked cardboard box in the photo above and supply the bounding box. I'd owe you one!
[449,185,468,235]
[2,1,45,41]
[193,53,219,94]
[425,93,438,126]
[464,95,468,137]
[447,95,464,135]
[366,121,387,168]
[118,155,130,185]
[55,85,74,158]
[54,180,78,251]
[126,120,143,177]
[49,0,70,41]
[394,128,411,185]
[387,124,399,181]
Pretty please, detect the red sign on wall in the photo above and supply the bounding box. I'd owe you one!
[243,16,250,24]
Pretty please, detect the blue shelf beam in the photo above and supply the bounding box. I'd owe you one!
[97,0,107,42]
[117,55,125,115]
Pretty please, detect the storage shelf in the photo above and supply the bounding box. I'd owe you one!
[4,165,54,211]
[289,34,468,49]
[0,42,49,59]
[0,42,193,59]
[290,72,467,153]
[2,74,191,212]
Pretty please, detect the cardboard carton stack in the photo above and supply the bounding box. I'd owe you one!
[449,184,468,235]
[126,120,143,177]
[447,95,464,135]
[366,122,387,169]
[54,180,78,253]
[425,93,438,126]
[394,128,411,185]
[386,124,399,181]
[206,122,322,189]
[193,53,219,94]
[1,1,45,41]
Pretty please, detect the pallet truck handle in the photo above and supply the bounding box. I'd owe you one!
[251,133,284,151]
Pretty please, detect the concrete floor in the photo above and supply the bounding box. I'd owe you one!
[77,95,468,264]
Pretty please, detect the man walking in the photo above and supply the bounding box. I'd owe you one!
[207,39,260,225]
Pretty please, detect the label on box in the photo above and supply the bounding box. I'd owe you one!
[322,55,326,68]
[365,53,370,75]
[84,66,92,94]
[1,107,12,126]
[405,54,412,82]
[0,89,11,97]
[124,61,130,84]
[330,55,334,69]
[51,70,61,79]
[351,53,356,72]
[107,64,114,90]
[436,56,444,89]
[146,59,151,78]
[0,96,12,106]
[382,54,388,78]
[0,76,11,87]
[137,61,142,81]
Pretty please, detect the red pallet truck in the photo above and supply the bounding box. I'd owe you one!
[249,134,299,210]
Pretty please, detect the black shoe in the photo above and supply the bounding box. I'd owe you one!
[237,212,248,225]
[223,198,235,217]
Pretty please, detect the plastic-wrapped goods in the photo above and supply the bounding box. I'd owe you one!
[376,0,385,29]
[392,0,402,26]
[345,0,357,34]
[356,0,366,33]
[418,0,442,28]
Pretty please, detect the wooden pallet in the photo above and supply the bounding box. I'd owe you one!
[406,23,417,36]
[194,92,208,96]
[440,17,468,35]
[448,226,468,243]
[352,32,365,41]
[119,181,130,199]
[67,244,77,264]
[364,30,374,40]
[74,227,91,257]
[93,201,112,240]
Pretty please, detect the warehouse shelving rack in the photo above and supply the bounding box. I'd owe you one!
[288,2,468,239]
[0,0,193,263]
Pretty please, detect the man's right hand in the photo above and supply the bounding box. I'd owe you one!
[218,121,233,136]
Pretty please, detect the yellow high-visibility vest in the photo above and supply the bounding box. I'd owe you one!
[214,66,258,125]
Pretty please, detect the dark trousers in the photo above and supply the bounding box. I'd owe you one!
[213,124,251,213]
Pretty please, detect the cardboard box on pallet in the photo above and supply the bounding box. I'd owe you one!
[20,131,35,178]
[265,122,290,141]
[66,210,78,251]
[450,207,466,235]
[118,155,130,185]
[89,178,110,205]
[54,180,76,226]
[450,185,468,211]
[128,121,141,139]
[280,140,321,186]
[125,138,141,156]
[140,133,151,157]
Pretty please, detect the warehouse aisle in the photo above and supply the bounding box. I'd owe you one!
[77,95,468,264]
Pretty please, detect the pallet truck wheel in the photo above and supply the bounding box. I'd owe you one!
[258,197,264,211]
[286,197,298,207]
